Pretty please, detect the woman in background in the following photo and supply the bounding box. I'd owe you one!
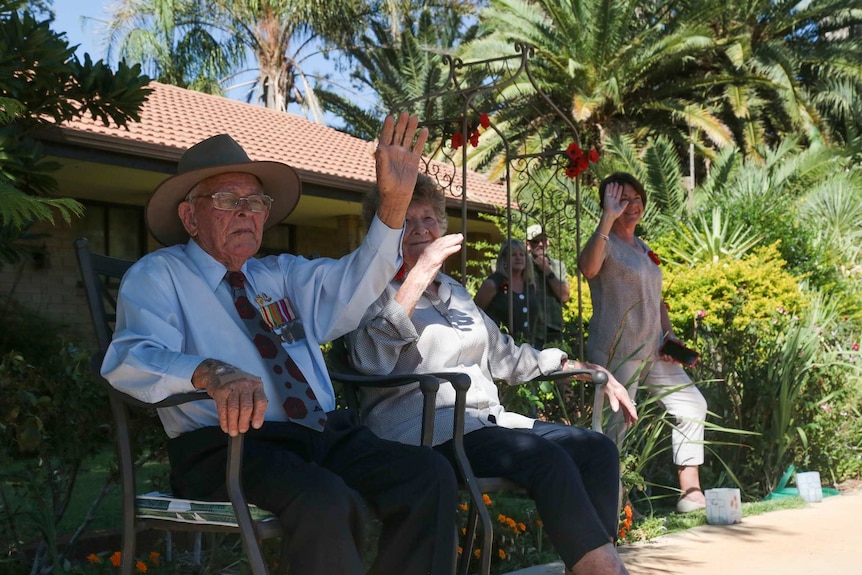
[474,239,542,343]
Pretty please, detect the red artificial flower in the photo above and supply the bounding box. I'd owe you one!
[588,147,600,163]
[565,142,583,160]
[451,131,463,150]
[565,164,580,178]
[479,112,490,129]
[394,265,407,281]
[577,154,589,171]
[647,250,661,266]
[469,129,480,148]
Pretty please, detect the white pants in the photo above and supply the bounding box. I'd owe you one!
[592,359,707,466]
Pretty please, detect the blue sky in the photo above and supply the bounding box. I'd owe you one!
[52,0,109,60]
[47,0,371,118]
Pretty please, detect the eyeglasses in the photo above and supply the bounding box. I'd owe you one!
[189,191,273,212]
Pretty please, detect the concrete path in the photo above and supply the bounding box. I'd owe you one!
[506,487,859,575]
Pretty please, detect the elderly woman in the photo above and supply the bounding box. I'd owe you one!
[578,172,709,513]
[474,239,542,343]
[346,174,637,575]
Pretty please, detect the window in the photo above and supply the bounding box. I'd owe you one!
[79,202,146,260]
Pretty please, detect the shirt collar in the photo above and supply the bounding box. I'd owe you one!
[185,239,246,292]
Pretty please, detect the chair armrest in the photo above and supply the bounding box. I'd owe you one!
[330,371,441,447]
[532,368,608,385]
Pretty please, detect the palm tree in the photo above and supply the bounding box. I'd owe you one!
[699,0,862,155]
[459,0,730,172]
[322,4,480,141]
[458,0,862,174]
[105,0,370,119]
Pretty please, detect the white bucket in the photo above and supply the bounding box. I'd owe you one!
[704,488,742,525]
[795,471,823,502]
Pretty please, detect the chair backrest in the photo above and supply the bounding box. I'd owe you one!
[74,238,135,352]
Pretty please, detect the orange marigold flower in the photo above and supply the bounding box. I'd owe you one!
[535,519,543,528]
[459,502,468,511]
[461,527,467,535]
[86,553,101,564]
[458,546,463,555]
[518,522,526,532]
[482,494,492,506]
[474,549,481,559]
[619,528,627,539]
[624,504,633,519]
[497,513,507,524]
[498,548,507,560]
[110,552,122,567]
[506,517,516,529]
[135,560,148,573]
[148,551,160,565]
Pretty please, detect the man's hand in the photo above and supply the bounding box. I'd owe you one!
[192,359,268,437]
[374,112,429,228]
[532,253,553,275]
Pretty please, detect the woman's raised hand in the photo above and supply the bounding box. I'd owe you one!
[374,113,429,222]
[602,181,629,221]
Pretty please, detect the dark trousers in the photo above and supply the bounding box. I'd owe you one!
[168,410,458,575]
[434,422,619,569]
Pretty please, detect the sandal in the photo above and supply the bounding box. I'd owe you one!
[676,487,706,513]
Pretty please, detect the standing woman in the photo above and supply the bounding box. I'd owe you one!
[474,239,542,343]
[578,172,708,513]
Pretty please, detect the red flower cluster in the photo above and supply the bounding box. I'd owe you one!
[564,142,599,178]
[647,250,661,266]
[451,112,491,150]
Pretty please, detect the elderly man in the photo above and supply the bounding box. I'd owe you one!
[526,225,571,348]
[101,114,458,575]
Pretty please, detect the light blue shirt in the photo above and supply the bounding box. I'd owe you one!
[102,216,403,438]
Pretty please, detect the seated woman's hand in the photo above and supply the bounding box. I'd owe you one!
[411,234,463,281]
[601,369,638,427]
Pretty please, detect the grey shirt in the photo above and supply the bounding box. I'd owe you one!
[585,233,663,370]
[346,273,566,446]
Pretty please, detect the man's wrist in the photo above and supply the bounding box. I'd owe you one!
[192,359,238,390]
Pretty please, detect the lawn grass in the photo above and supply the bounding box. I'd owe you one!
[58,449,170,534]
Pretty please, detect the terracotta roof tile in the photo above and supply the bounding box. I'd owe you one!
[57,82,507,209]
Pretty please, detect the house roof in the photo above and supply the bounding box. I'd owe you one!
[47,81,508,211]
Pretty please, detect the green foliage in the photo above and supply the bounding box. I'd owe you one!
[0,3,151,265]
[664,206,763,266]
[0,312,108,571]
[659,242,806,342]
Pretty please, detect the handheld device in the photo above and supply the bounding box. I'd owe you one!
[659,339,700,367]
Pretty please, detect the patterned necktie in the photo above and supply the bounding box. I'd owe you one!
[227,271,326,431]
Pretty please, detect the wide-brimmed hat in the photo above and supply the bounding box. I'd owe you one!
[526,224,547,242]
[146,134,301,246]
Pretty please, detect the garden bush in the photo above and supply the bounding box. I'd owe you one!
[0,302,166,574]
